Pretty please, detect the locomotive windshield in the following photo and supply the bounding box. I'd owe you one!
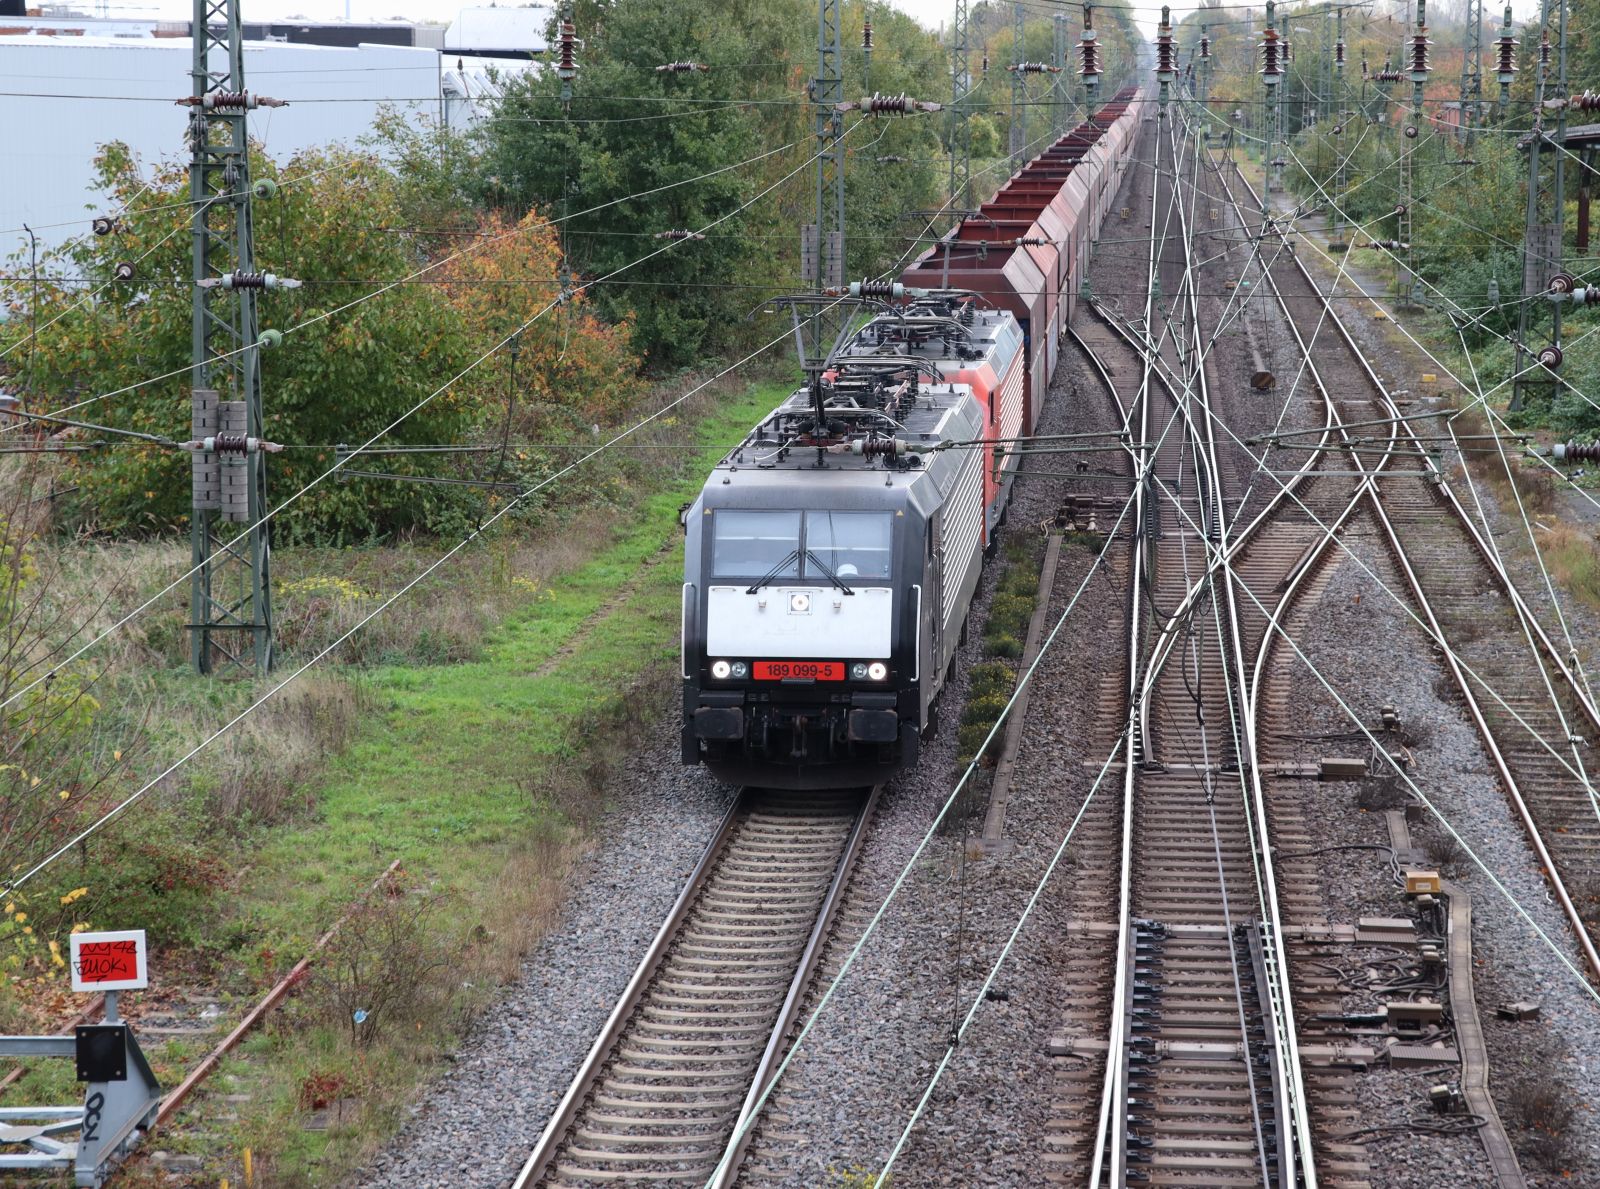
[804,511,891,579]
[710,510,892,581]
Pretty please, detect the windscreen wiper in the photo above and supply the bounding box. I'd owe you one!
[746,549,800,595]
[804,550,855,596]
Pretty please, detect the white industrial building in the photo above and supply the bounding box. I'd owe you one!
[0,7,548,262]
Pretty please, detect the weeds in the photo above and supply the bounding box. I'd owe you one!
[1356,776,1408,812]
[306,876,459,1049]
[1501,1067,1579,1174]
[1424,831,1465,876]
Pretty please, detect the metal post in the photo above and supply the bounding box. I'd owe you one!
[1010,2,1026,164]
[1053,13,1067,137]
[1399,0,1430,307]
[1513,0,1569,410]
[862,7,872,96]
[948,0,970,209]
[189,0,272,674]
[1461,0,1484,138]
[806,0,844,355]
[1263,0,1284,194]
[1330,4,1349,249]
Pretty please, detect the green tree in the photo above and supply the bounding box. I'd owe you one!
[473,0,948,368]
[0,142,637,543]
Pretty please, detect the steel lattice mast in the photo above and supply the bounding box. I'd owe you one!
[1398,0,1431,307]
[1514,0,1570,409]
[1010,2,1026,164]
[1460,0,1485,138]
[188,0,277,673]
[805,0,844,355]
[948,0,970,209]
[1262,0,1285,194]
[1053,12,1068,137]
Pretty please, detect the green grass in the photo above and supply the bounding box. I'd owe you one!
[156,378,794,1183]
[241,379,786,932]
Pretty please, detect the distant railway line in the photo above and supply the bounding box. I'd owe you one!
[384,85,1600,1189]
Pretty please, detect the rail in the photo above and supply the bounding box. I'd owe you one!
[1216,148,1600,987]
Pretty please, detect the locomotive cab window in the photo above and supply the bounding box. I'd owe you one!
[804,511,892,580]
[712,510,800,577]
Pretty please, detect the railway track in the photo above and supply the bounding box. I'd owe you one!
[1048,111,1330,1186]
[1210,134,1600,987]
[514,786,876,1188]
[1192,105,1532,1185]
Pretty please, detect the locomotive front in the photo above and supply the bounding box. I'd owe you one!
[681,479,925,789]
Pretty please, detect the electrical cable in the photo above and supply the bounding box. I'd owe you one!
[0,123,865,717]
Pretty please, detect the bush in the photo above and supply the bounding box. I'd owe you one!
[956,722,994,759]
[985,633,1023,660]
[967,662,1015,701]
[961,693,1012,727]
[306,875,459,1049]
[988,594,1035,638]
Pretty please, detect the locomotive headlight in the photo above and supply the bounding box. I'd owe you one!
[867,661,888,681]
[850,662,869,680]
[711,659,732,680]
[730,661,749,678]
[790,592,811,613]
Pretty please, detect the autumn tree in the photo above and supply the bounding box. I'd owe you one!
[0,142,638,543]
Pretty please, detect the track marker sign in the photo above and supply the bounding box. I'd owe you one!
[69,930,148,993]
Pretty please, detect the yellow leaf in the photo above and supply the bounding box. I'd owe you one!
[21,927,31,936]
[12,912,23,923]
[113,750,122,762]
[59,790,69,800]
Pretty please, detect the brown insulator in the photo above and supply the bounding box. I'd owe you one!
[1549,272,1577,293]
[1260,28,1282,79]
[1554,441,1600,462]
[1411,32,1431,76]
[1497,33,1517,81]
[1538,343,1563,369]
[863,18,873,51]
[557,21,579,81]
[1404,123,1419,138]
[1200,36,1211,60]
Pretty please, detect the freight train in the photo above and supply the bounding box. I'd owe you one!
[680,87,1143,789]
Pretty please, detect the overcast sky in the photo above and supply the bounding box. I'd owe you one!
[101,0,1546,42]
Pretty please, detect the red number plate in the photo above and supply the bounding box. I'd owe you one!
[754,661,844,681]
